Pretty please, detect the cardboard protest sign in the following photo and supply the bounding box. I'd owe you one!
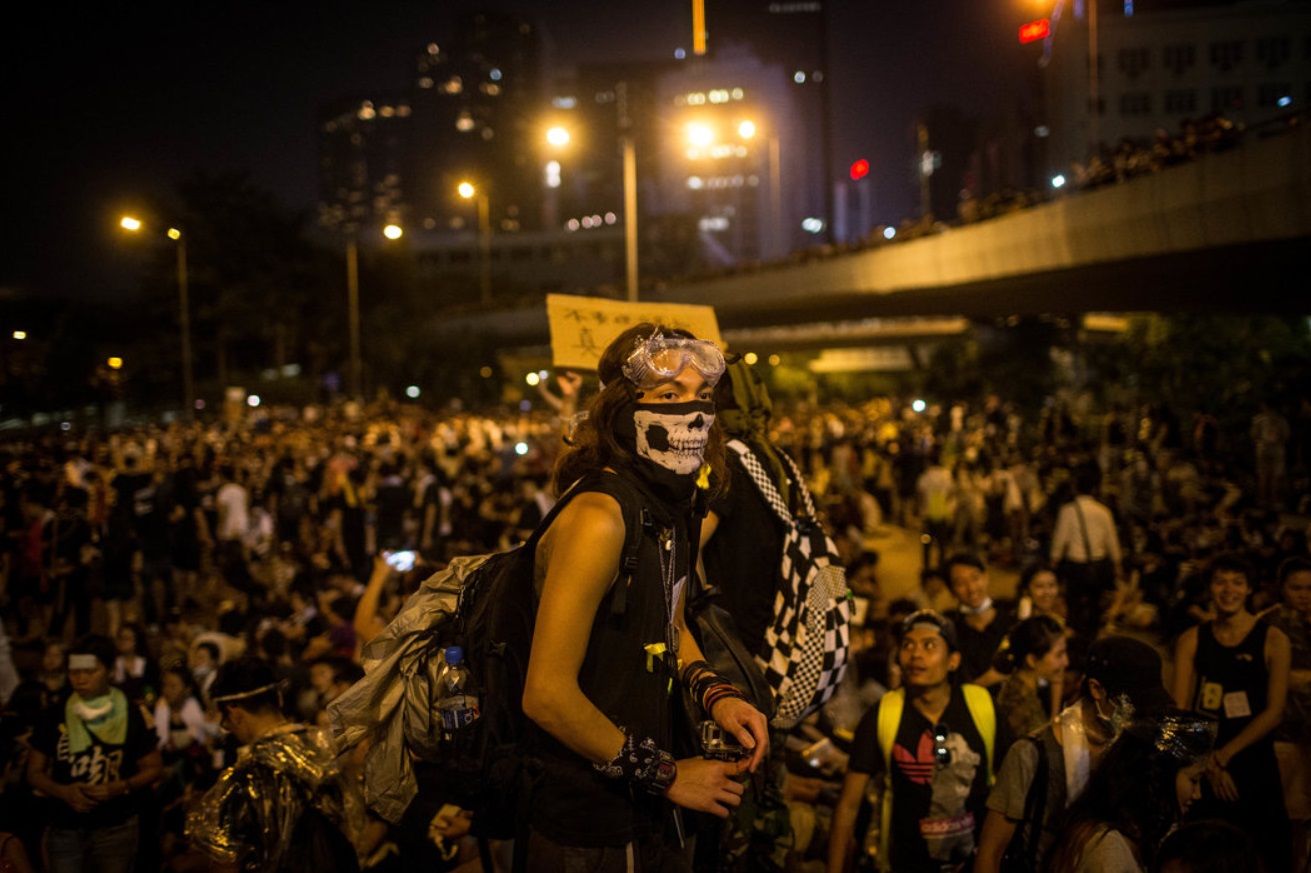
[546,294,723,371]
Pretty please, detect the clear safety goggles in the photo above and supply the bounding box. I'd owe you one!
[622,332,726,387]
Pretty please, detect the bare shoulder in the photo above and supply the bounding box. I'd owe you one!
[535,489,627,576]
[1266,622,1291,652]
[550,490,625,538]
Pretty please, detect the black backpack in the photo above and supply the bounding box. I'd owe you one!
[402,470,650,840]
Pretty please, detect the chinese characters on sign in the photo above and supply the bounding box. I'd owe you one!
[546,294,724,371]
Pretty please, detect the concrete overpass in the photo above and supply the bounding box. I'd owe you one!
[434,118,1311,352]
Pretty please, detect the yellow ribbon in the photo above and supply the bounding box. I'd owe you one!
[645,643,667,673]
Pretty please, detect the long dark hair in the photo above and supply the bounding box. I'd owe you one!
[1048,711,1214,872]
[994,615,1065,675]
[552,322,728,501]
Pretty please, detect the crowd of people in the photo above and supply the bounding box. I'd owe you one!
[0,348,1307,873]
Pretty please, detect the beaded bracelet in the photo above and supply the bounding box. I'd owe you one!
[681,659,746,715]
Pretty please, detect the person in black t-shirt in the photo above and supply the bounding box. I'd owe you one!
[945,552,1014,690]
[26,634,162,873]
[828,610,997,873]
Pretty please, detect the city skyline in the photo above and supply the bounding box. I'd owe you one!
[7,1,1031,301]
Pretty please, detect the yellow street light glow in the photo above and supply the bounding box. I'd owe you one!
[546,126,570,147]
[12,331,26,340]
[120,216,142,231]
[107,357,123,370]
[744,352,759,365]
[458,181,476,199]
[525,372,541,387]
[738,120,756,139]
[383,224,403,240]
[686,122,714,148]
[768,354,781,366]
[167,227,182,240]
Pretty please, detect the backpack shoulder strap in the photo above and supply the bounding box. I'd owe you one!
[961,683,997,785]
[1018,733,1051,870]
[727,439,797,528]
[876,687,905,772]
[875,688,905,873]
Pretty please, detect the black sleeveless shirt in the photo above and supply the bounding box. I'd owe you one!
[1192,620,1269,746]
[527,470,690,847]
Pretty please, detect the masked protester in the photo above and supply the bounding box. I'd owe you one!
[520,323,770,872]
[1047,709,1217,873]
[25,634,163,873]
[976,634,1176,873]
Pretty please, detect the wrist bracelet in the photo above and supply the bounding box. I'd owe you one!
[593,727,677,794]
[681,661,746,714]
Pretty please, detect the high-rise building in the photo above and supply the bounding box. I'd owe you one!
[1041,0,1311,176]
[316,94,412,234]
[655,45,799,265]
[407,11,543,235]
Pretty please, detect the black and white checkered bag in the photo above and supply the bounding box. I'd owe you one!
[728,440,852,730]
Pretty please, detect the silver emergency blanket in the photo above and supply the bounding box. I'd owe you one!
[186,723,366,872]
[327,555,489,823]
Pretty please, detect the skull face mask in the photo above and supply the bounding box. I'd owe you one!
[632,400,715,475]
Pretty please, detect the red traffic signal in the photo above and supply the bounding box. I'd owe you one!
[850,158,870,181]
[1019,18,1051,44]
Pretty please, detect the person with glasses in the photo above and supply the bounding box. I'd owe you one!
[827,610,1000,873]
[520,324,769,872]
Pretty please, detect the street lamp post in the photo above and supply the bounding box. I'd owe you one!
[542,118,639,300]
[345,238,361,400]
[120,217,195,419]
[737,118,784,261]
[1088,0,1101,156]
[458,182,492,305]
[345,224,402,401]
[172,229,195,421]
[622,136,638,302]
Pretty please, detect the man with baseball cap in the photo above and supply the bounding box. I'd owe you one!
[976,634,1172,873]
[828,610,999,872]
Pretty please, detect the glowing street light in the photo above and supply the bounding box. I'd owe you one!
[545,126,570,148]
[686,122,714,149]
[119,215,195,418]
[382,224,403,240]
[107,357,123,370]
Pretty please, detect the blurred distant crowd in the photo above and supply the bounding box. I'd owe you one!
[0,380,1307,871]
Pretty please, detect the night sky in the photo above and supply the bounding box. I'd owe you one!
[4,0,1024,302]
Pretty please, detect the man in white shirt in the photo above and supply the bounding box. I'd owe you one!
[214,465,253,599]
[1050,463,1121,637]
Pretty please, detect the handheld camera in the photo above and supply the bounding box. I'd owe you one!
[699,720,746,762]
